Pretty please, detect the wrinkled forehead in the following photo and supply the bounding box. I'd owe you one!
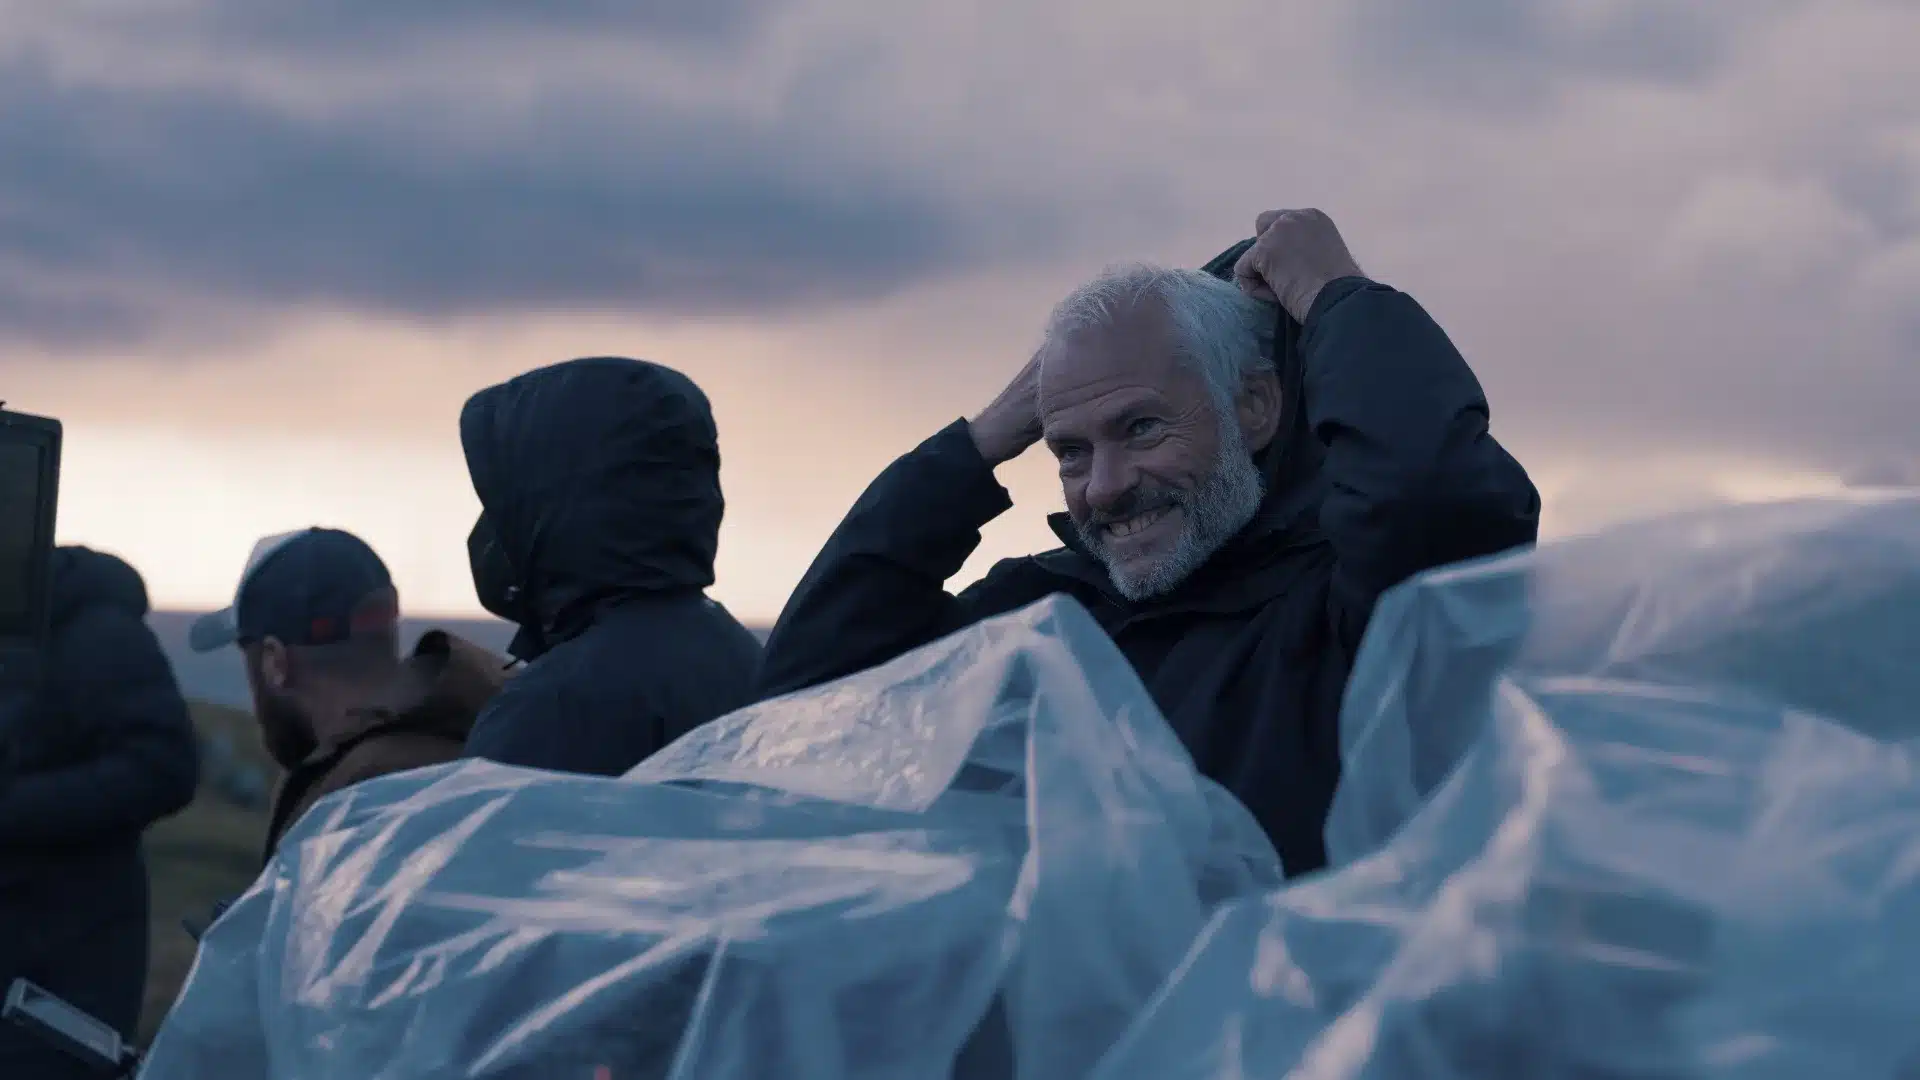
[1039,304,1204,417]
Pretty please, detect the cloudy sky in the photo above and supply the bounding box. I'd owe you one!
[2,0,1915,621]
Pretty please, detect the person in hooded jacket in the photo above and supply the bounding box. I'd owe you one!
[459,356,764,776]
[753,208,1541,878]
[0,546,198,1074]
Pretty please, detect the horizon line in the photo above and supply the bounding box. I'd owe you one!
[146,607,776,628]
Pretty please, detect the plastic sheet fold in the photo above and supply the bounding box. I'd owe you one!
[1091,491,1920,1079]
[145,491,1920,1079]
[139,594,1280,1080]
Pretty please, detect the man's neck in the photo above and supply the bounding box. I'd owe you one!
[301,694,363,752]
[305,667,415,749]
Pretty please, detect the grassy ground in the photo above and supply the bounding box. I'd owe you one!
[140,701,275,1044]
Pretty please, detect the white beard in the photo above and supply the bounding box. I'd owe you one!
[1084,428,1266,602]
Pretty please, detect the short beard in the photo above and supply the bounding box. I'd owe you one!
[255,690,319,770]
[1076,426,1266,602]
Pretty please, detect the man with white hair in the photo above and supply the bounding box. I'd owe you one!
[755,208,1540,876]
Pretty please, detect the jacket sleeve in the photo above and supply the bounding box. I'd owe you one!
[1301,277,1542,648]
[0,609,201,847]
[753,419,1047,700]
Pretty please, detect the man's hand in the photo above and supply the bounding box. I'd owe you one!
[967,351,1043,466]
[1232,208,1365,323]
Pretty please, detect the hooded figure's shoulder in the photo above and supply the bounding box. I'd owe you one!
[41,548,180,713]
[46,546,163,668]
[50,545,151,625]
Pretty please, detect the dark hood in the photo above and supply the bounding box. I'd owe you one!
[459,356,723,648]
[50,545,150,626]
[1041,239,1330,583]
[1197,237,1329,531]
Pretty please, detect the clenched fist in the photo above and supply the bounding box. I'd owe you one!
[1232,208,1365,323]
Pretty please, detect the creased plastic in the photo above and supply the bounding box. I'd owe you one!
[1092,491,1920,1079]
[138,594,1281,1080]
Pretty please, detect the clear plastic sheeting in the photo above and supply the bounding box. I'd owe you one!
[1092,491,1920,1080]
[139,594,1281,1080]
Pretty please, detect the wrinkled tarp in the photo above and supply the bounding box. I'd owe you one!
[1091,491,1920,1079]
[145,491,1920,1079]
[139,594,1281,1080]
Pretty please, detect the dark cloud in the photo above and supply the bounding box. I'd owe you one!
[1341,0,1758,106]
[0,275,155,346]
[1844,459,1920,488]
[0,54,1072,346]
[153,0,777,53]
[99,0,787,61]
[1825,157,1920,243]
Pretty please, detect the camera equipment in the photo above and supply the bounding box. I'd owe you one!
[3,978,141,1077]
[0,404,62,785]
[0,404,61,680]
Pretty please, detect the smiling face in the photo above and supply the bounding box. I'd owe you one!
[1039,294,1276,601]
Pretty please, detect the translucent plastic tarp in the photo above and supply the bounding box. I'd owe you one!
[1092,491,1920,1079]
[140,594,1280,1080]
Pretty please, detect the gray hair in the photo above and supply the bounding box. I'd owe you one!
[1041,262,1276,412]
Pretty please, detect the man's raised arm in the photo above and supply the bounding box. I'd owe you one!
[754,361,1050,699]
[1234,209,1541,647]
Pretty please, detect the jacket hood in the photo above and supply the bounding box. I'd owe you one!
[1198,237,1328,530]
[51,545,150,625]
[459,356,724,641]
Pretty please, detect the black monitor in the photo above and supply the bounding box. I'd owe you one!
[0,406,62,680]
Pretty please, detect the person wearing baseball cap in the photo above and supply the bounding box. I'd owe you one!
[192,527,510,862]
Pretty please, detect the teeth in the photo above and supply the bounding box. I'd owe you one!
[1107,508,1166,538]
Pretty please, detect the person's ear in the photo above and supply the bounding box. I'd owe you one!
[1236,369,1283,453]
[258,636,292,693]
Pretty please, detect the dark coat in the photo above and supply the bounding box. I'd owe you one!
[460,356,764,776]
[754,269,1541,878]
[0,546,199,1055]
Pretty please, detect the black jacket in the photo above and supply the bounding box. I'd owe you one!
[754,269,1541,877]
[0,547,199,1050]
[0,547,199,875]
[460,356,764,776]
